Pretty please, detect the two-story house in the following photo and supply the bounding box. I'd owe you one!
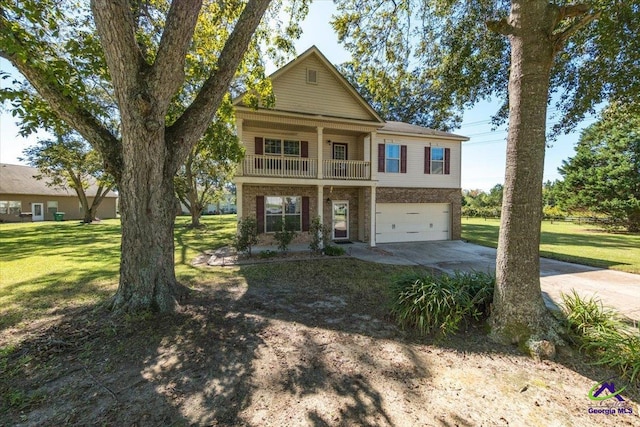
[233,47,468,246]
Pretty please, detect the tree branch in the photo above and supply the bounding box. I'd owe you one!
[486,18,516,36]
[558,4,591,20]
[166,0,273,173]
[90,0,145,108]
[554,11,601,51]
[150,0,202,105]
[0,17,123,181]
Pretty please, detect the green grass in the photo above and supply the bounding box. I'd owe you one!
[462,217,640,274]
[0,215,237,330]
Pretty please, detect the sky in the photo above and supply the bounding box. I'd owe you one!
[0,1,597,191]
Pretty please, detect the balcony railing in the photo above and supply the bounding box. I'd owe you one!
[242,155,317,178]
[241,155,371,180]
[323,159,370,180]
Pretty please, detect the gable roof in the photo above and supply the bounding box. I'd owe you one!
[0,163,117,197]
[234,46,384,123]
[379,121,470,141]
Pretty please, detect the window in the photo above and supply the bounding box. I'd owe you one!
[8,201,21,215]
[385,144,400,173]
[264,138,300,157]
[306,68,318,84]
[0,201,7,214]
[431,147,445,174]
[47,201,58,216]
[265,196,301,232]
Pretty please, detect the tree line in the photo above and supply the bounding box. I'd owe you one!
[463,103,640,233]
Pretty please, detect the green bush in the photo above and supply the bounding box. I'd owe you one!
[258,249,278,259]
[234,217,258,256]
[323,245,345,256]
[273,220,296,252]
[309,216,329,253]
[390,271,495,337]
[561,291,640,383]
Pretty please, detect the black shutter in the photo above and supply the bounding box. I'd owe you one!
[425,147,431,174]
[302,196,310,231]
[400,145,407,173]
[378,144,385,172]
[444,148,451,175]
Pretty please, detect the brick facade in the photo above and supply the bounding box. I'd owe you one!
[376,187,462,240]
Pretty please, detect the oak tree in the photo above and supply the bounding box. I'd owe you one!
[0,0,306,312]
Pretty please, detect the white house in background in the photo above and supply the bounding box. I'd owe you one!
[233,46,468,246]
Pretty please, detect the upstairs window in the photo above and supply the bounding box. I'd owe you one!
[424,146,451,175]
[385,144,400,173]
[264,138,300,157]
[431,147,445,174]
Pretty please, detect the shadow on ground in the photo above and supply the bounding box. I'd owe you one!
[1,258,638,426]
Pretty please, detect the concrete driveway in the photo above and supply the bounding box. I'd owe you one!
[349,240,640,322]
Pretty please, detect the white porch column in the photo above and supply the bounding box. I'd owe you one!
[370,185,376,247]
[236,183,243,219]
[317,126,324,179]
[370,131,377,181]
[236,118,244,176]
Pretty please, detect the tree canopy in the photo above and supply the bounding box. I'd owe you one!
[0,0,309,312]
[558,104,640,231]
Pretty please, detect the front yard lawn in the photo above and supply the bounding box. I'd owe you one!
[462,217,640,274]
[1,216,637,425]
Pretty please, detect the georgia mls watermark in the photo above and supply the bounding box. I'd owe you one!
[587,378,637,417]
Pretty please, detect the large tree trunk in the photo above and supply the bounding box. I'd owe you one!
[489,1,560,348]
[111,126,185,312]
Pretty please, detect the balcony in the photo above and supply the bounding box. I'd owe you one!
[241,155,371,180]
[322,159,370,180]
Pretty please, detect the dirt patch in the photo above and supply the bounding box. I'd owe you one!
[1,259,638,426]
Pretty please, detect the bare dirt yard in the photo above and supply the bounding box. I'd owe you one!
[1,258,638,426]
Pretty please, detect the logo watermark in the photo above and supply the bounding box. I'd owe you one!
[587,378,636,416]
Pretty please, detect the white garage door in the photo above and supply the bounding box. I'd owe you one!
[376,203,451,243]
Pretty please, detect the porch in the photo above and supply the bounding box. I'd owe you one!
[240,155,371,180]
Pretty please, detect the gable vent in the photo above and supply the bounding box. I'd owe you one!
[306,68,318,84]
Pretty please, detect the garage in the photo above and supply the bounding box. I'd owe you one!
[375,203,451,243]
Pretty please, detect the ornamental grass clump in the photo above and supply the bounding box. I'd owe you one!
[561,291,640,383]
[390,271,495,337]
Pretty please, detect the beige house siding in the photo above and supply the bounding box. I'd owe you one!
[376,187,462,240]
[0,193,117,222]
[374,134,462,188]
[271,55,374,121]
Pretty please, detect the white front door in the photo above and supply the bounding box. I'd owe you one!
[332,201,349,240]
[32,203,44,221]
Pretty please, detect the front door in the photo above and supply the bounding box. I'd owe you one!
[32,203,44,221]
[332,201,349,240]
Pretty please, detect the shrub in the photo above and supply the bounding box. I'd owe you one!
[258,249,278,259]
[323,245,345,256]
[234,217,258,256]
[273,220,296,252]
[561,291,640,383]
[390,271,495,337]
[309,216,329,253]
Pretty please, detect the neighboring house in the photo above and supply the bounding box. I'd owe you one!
[0,163,118,222]
[233,46,468,246]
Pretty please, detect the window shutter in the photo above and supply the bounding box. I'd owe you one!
[256,195,264,233]
[302,196,310,231]
[255,137,264,169]
[424,147,431,174]
[378,144,385,172]
[300,141,308,158]
[444,148,451,175]
[400,145,407,173]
